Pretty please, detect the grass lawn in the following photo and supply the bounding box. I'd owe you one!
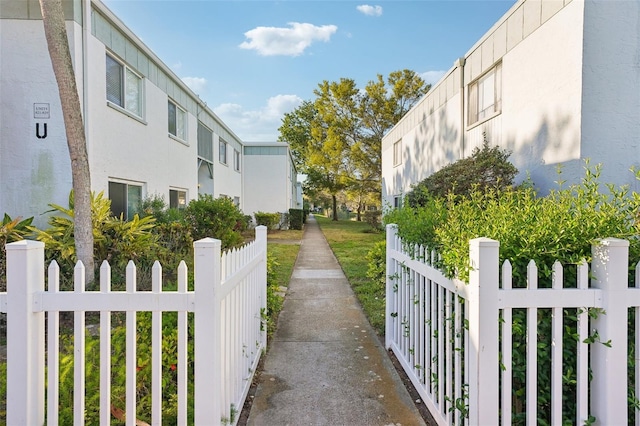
[265,231,301,335]
[315,215,386,335]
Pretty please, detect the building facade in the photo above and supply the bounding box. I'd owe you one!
[0,0,244,225]
[242,142,302,221]
[382,0,640,207]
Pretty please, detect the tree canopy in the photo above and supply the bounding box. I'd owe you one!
[279,69,429,220]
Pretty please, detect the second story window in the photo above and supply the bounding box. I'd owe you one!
[468,62,502,126]
[106,53,143,118]
[168,100,186,141]
[234,149,240,171]
[393,140,402,167]
[219,139,228,164]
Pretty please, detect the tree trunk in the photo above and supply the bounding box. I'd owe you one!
[332,194,338,221]
[40,0,94,282]
[356,201,363,222]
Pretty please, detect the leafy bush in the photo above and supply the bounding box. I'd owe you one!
[363,210,383,232]
[183,195,244,250]
[30,191,158,288]
[406,140,518,207]
[254,212,281,230]
[386,162,640,424]
[288,209,304,230]
[366,240,386,287]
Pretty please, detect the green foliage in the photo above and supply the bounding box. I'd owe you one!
[406,140,518,207]
[386,162,640,424]
[0,214,34,291]
[288,209,304,230]
[363,210,383,231]
[254,212,281,230]
[57,312,195,425]
[366,240,386,287]
[30,191,158,287]
[140,194,185,224]
[183,195,244,250]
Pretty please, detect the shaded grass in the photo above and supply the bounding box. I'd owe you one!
[266,236,301,336]
[315,215,386,335]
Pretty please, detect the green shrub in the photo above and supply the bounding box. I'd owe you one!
[184,195,244,250]
[387,162,640,424]
[366,240,386,287]
[254,212,281,230]
[0,214,34,292]
[406,139,518,207]
[30,191,158,289]
[288,209,304,230]
[363,210,383,232]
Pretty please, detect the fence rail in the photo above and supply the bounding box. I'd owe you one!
[2,226,267,426]
[385,224,636,426]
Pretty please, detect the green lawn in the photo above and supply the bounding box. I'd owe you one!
[265,232,301,336]
[315,215,386,335]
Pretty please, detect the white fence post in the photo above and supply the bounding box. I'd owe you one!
[194,237,222,425]
[6,240,45,426]
[256,225,268,350]
[467,237,499,426]
[385,224,398,350]
[590,238,629,425]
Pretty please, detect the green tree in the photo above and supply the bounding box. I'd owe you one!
[279,70,428,220]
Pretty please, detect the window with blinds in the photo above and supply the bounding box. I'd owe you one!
[219,139,228,164]
[106,53,143,118]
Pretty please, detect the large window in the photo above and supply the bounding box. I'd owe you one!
[468,62,502,126]
[169,189,187,209]
[393,140,402,167]
[234,149,240,171]
[219,139,228,164]
[168,100,187,140]
[106,53,143,118]
[109,181,142,220]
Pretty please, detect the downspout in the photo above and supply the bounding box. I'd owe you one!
[455,57,466,160]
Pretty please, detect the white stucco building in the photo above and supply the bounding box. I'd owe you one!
[242,142,303,220]
[382,0,640,207]
[0,0,244,225]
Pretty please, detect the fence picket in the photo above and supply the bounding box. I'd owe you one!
[177,260,188,425]
[151,261,163,426]
[526,260,538,426]
[501,260,513,426]
[551,261,563,426]
[47,261,60,424]
[126,260,137,426]
[74,261,86,426]
[99,261,112,426]
[576,260,589,425]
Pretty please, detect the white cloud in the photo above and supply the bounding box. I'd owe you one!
[239,22,338,57]
[421,70,447,85]
[181,76,207,93]
[356,5,383,17]
[214,94,303,141]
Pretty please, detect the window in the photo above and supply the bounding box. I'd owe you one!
[168,100,186,140]
[233,196,240,207]
[468,63,502,126]
[393,140,402,167]
[234,149,240,171]
[219,139,227,164]
[109,181,142,220]
[394,196,402,209]
[169,189,187,209]
[106,53,143,117]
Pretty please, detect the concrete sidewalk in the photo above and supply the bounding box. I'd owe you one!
[247,215,425,426]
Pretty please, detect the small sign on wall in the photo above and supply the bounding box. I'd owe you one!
[34,103,50,119]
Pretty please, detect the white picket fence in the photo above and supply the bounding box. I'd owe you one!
[1,226,268,426]
[385,224,638,426]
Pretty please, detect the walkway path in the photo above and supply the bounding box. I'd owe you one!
[247,215,425,425]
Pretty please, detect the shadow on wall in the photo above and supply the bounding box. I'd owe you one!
[394,107,460,197]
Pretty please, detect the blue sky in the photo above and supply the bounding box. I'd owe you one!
[102,0,516,141]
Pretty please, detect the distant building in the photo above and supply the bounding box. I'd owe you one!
[382,0,640,207]
[0,0,243,224]
[242,142,302,221]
